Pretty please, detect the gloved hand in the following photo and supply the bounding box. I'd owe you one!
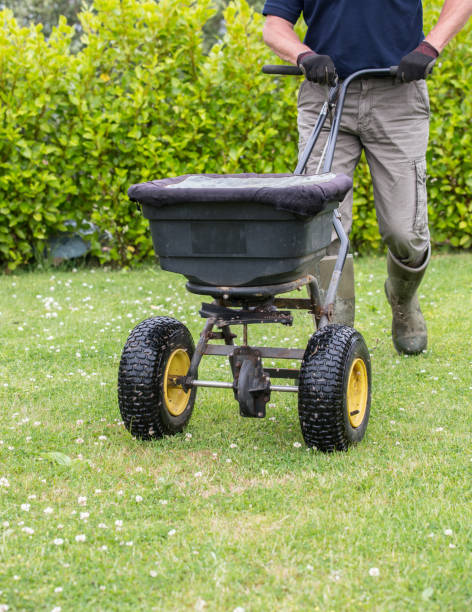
[397,41,439,82]
[297,51,337,86]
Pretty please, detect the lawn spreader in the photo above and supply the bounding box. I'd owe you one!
[118,67,398,452]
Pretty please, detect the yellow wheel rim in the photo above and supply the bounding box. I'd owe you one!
[346,358,368,428]
[163,349,191,417]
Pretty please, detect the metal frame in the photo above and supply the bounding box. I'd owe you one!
[179,275,321,395]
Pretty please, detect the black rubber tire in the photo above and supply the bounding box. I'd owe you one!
[298,324,371,452]
[118,317,196,440]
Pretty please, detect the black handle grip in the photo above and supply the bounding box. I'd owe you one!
[262,65,302,76]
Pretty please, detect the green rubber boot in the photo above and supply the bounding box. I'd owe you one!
[384,247,430,355]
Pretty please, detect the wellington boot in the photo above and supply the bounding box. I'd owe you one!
[384,247,430,355]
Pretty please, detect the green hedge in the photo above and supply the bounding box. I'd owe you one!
[0,0,471,269]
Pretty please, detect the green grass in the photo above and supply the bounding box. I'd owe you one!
[1,253,471,611]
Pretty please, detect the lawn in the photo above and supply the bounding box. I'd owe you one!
[1,253,471,611]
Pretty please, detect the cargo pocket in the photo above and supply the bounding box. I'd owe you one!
[414,158,428,232]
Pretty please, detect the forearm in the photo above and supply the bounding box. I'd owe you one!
[425,0,472,52]
[262,15,311,64]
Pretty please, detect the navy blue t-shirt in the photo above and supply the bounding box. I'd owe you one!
[262,0,424,79]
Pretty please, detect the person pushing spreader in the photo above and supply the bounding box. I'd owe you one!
[115,66,420,453]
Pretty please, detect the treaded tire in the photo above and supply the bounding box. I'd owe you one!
[298,324,371,452]
[118,317,196,440]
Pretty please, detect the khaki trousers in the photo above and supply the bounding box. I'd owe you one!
[297,78,431,267]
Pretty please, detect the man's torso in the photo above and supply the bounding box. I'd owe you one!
[263,0,424,78]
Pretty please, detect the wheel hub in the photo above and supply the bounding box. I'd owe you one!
[164,349,191,416]
[347,357,368,428]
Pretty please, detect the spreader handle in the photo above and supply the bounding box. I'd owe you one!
[263,65,402,78]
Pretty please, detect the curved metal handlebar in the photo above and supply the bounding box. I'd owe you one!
[262,63,434,176]
[262,65,399,78]
[263,66,404,176]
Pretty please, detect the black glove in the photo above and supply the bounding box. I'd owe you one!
[397,41,439,82]
[297,51,337,86]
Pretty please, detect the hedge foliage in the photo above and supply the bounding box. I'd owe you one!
[0,0,471,269]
